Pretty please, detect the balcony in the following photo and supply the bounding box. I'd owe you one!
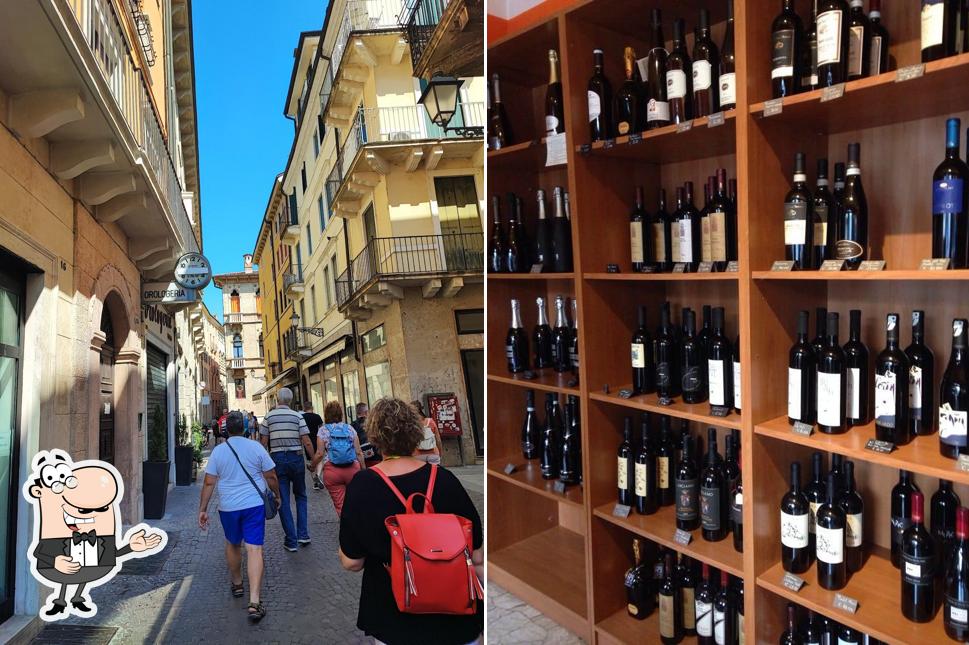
[403,0,483,80]
[230,357,245,370]
[225,312,243,326]
[336,232,482,316]
[283,264,305,297]
[280,191,301,243]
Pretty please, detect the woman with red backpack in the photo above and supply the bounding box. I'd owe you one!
[308,401,366,516]
[338,398,483,645]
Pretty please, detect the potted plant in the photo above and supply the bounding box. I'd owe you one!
[174,413,193,486]
[142,405,170,519]
[191,422,205,482]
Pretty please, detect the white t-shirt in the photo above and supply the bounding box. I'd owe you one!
[205,436,275,512]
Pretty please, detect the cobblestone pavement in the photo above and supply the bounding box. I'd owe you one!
[486,585,584,645]
[35,454,483,645]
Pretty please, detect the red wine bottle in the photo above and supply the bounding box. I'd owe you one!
[933,118,969,268]
[810,306,827,357]
[630,186,648,272]
[708,307,733,413]
[944,506,969,640]
[932,479,960,573]
[710,169,732,271]
[817,312,847,434]
[813,158,834,265]
[816,0,850,87]
[625,538,654,619]
[692,9,720,117]
[635,416,658,515]
[730,451,743,553]
[802,0,819,91]
[701,178,715,264]
[771,0,804,98]
[632,305,655,394]
[802,609,825,644]
[838,460,864,572]
[701,428,727,542]
[781,461,811,573]
[835,142,868,269]
[719,0,737,111]
[921,0,959,62]
[695,563,716,644]
[682,309,707,404]
[521,390,539,459]
[667,19,692,123]
[489,196,508,273]
[659,552,684,643]
[789,310,818,425]
[681,182,702,271]
[712,570,736,645]
[645,9,671,130]
[588,48,613,142]
[901,490,937,622]
[779,603,802,645]
[846,0,871,80]
[868,0,890,75]
[533,297,553,368]
[654,189,672,272]
[891,469,921,567]
[676,434,700,530]
[677,554,697,636]
[906,311,935,437]
[656,303,680,399]
[875,313,911,445]
[540,393,561,479]
[723,433,740,500]
[618,418,634,505]
[940,319,969,459]
[657,416,676,507]
[843,309,869,427]
[506,298,530,373]
[804,452,826,556]
[784,153,814,269]
[816,472,847,590]
[732,334,742,413]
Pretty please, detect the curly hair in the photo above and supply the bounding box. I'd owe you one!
[323,400,344,424]
[366,398,425,457]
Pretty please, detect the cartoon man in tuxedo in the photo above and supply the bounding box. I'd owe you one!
[23,449,167,620]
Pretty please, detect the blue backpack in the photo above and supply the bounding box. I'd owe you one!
[326,423,356,465]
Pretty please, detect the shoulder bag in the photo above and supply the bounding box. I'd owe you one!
[225,439,278,520]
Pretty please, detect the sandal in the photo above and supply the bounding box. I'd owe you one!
[247,602,266,622]
[230,582,244,598]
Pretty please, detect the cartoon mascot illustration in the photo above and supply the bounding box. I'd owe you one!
[23,449,167,620]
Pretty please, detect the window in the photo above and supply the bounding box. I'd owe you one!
[229,289,240,313]
[234,378,246,398]
[255,288,261,314]
[232,334,243,358]
[362,325,386,352]
[329,256,338,304]
[342,371,361,421]
[455,309,484,334]
[299,301,306,335]
[322,265,331,309]
[301,163,307,193]
[365,362,393,403]
[295,246,303,279]
[310,285,317,323]
[318,115,326,146]
[434,176,483,235]
[257,333,264,358]
[317,195,326,232]
[305,223,313,256]
[325,377,339,406]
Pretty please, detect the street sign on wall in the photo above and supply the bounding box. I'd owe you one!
[142,282,198,304]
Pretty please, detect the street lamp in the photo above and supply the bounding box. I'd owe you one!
[290,311,324,338]
[418,73,483,138]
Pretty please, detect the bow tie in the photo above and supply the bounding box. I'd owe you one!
[71,530,97,546]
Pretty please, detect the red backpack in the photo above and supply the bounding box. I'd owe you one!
[372,464,484,615]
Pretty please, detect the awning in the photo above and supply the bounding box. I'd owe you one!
[251,367,297,398]
[301,332,354,371]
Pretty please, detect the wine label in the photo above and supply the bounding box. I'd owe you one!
[656,360,672,389]
[719,73,736,108]
[817,10,844,66]
[903,553,935,585]
[714,606,726,645]
[683,365,703,393]
[505,345,514,359]
[940,403,969,446]
[837,238,865,260]
[813,221,827,248]
[934,178,966,214]
[771,28,796,78]
[682,587,696,629]
[676,477,699,521]
[617,120,631,135]
[701,485,722,531]
[545,115,560,135]
[631,342,646,368]
[738,613,745,645]
[696,600,714,637]
[910,365,923,411]
[630,221,645,263]
[671,224,682,263]
[701,215,713,262]
[710,210,727,262]
[816,524,844,564]
[653,222,667,262]
[731,491,743,525]
[658,456,670,489]
[659,593,675,637]
[733,360,742,409]
[922,1,945,49]
[635,461,649,497]
[618,456,629,489]
[817,371,842,427]
[845,512,863,548]
[693,60,712,91]
[847,25,864,77]
[809,501,820,534]
[781,510,810,548]
[587,91,602,122]
[788,367,803,420]
[784,202,808,245]
[870,35,883,75]
[875,370,897,428]
[667,69,688,99]
[647,98,670,123]
[679,220,694,262]
[846,367,861,419]
[948,597,969,625]
[709,359,726,406]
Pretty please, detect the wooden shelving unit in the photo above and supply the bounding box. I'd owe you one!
[487,1,969,642]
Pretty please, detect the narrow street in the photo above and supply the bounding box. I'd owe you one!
[30,453,483,645]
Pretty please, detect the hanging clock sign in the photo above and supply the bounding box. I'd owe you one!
[173,252,212,290]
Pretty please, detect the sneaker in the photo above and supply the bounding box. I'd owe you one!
[283,544,298,552]
[298,538,311,546]
[312,482,321,490]
[312,474,323,489]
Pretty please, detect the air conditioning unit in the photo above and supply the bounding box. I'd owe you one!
[390,131,413,141]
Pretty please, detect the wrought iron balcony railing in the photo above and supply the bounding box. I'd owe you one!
[402,0,448,72]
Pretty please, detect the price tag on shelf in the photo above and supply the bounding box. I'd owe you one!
[579,143,592,155]
[781,572,805,592]
[820,83,845,102]
[673,263,688,273]
[858,260,886,271]
[833,593,859,614]
[628,133,643,145]
[697,262,715,273]
[545,133,568,167]
[553,480,567,494]
[503,463,517,475]
[603,139,616,150]
[530,263,544,273]
[659,396,674,406]
[618,389,634,399]
[792,421,814,436]
[763,98,783,117]
[708,112,725,128]
[820,259,845,271]
[959,455,969,472]
[606,264,621,273]
[711,405,731,417]
[613,503,632,518]
[639,265,658,273]
[771,260,795,272]
[673,528,692,545]
[726,261,740,273]
[920,258,951,271]
[676,120,694,133]
[896,64,925,82]
[865,438,895,454]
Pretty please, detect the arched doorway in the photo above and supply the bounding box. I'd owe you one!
[99,306,116,464]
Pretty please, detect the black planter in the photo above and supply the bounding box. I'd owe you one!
[174,446,193,486]
[142,460,170,519]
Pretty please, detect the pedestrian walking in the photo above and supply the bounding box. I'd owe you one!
[301,402,324,489]
[309,401,366,516]
[259,387,314,552]
[198,412,280,623]
[339,398,483,645]
[216,408,229,445]
[352,402,381,466]
[242,411,251,439]
[412,400,443,465]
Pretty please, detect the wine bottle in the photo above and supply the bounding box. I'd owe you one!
[804,452,826,555]
[846,0,871,80]
[506,194,526,272]
[656,303,681,399]
[730,450,743,553]
[682,309,707,404]
[646,9,671,130]
[713,570,736,645]
[940,319,969,459]
[668,19,693,124]
[659,552,684,643]
[816,0,850,87]
[922,0,959,62]
[588,48,613,142]
[732,578,744,644]
[816,472,847,590]
[709,307,733,413]
[837,626,862,644]
[569,298,580,377]
[780,603,802,645]
[521,390,540,459]
[560,395,581,485]
[789,310,818,425]
[701,428,727,542]
[670,187,684,267]
[657,416,675,507]
[720,0,737,111]
[844,309,869,427]
[891,469,921,567]
[648,189,670,272]
[828,453,844,501]
[732,335,742,413]
[677,554,698,637]
[771,0,804,97]
[833,161,846,202]
[625,537,655,619]
[489,196,507,273]
[836,143,868,269]
[933,118,969,267]
[839,461,864,572]
[540,393,561,479]
[695,563,716,645]
[875,313,911,445]
[710,169,732,271]
[701,178,714,264]
[802,0,820,91]
[533,297,553,369]
[545,49,564,136]
[552,295,572,373]
[692,9,720,117]
[630,186,648,272]
[868,0,890,75]
[632,305,654,395]
[811,306,827,357]
[802,609,825,645]
[785,152,815,269]
[681,182,702,270]
[901,490,936,622]
[551,187,572,272]
[618,418,635,505]
[506,299,530,373]
[533,189,553,272]
[676,434,700,530]
[906,311,935,436]
[944,506,969,640]
[616,47,641,136]
[781,461,812,573]
[932,479,960,573]
[699,304,713,361]
[813,158,834,266]
[635,415,658,515]
[488,73,513,149]
[724,433,740,499]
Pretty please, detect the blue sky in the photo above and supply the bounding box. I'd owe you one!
[194,0,328,321]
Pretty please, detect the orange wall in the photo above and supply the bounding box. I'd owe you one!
[488,0,578,43]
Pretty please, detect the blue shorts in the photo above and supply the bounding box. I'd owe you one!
[219,505,265,546]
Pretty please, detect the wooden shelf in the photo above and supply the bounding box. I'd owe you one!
[487,371,580,396]
[590,388,742,430]
[595,606,695,645]
[489,526,588,636]
[487,138,566,171]
[593,501,744,577]
[757,547,948,645]
[488,18,560,86]
[755,415,969,485]
[749,53,969,135]
[574,111,736,165]
[753,269,969,281]
[488,271,575,281]
[585,271,739,282]
[487,458,585,507]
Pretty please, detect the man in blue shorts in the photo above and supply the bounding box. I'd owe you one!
[198,412,280,622]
